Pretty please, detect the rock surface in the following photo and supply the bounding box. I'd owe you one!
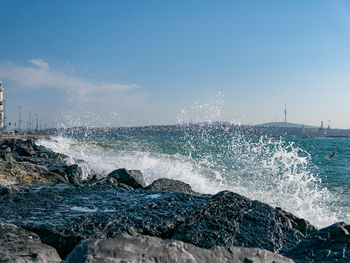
[0,221,61,263]
[108,168,146,188]
[284,222,350,263]
[0,139,84,186]
[2,138,349,263]
[145,178,193,194]
[0,183,210,258]
[172,191,317,253]
[0,183,314,259]
[65,233,295,263]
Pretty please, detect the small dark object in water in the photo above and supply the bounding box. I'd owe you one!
[324,151,336,160]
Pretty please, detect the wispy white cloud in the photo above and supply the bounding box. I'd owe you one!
[0,59,139,95]
[0,59,153,127]
[29,58,50,70]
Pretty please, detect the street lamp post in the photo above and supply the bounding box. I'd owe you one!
[28,110,31,131]
[35,114,38,131]
[18,106,21,134]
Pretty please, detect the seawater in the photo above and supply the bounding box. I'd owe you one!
[38,125,350,229]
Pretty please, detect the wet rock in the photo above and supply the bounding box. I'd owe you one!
[108,168,146,188]
[87,174,134,190]
[0,183,209,259]
[0,221,61,263]
[90,175,119,187]
[0,182,317,259]
[26,224,82,260]
[284,222,350,263]
[0,184,30,195]
[172,191,316,253]
[276,207,317,236]
[117,182,134,191]
[65,233,295,263]
[145,178,193,194]
[65,164,83,185]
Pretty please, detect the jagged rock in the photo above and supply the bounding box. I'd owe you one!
[0,139,81,186]
[0,184,210,259]
[0,184,30,195]
[65,233,295,263]
[117,183,134,191]
[276,207,317,236]
[65,164,83,185]
[284,222,350,263]
[0,183,210,259]
[0,183,316,260]
[108,168,146,188]
[172,191,316,253]
[87,175,134,190]
[145,178,193,194]
[0,221,61,263]
[0,158,69,185]
[89,175,119,187]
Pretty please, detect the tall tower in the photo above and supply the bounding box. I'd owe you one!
[284,104,287,123]
[0,82,4,131]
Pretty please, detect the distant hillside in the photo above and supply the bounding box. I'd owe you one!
[256,122,318,129]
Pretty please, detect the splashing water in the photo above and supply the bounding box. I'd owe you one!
[39,93,345,228]
[38,130,341,228]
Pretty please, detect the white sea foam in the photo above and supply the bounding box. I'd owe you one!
[38,134,341,228]
[71,206,98,213]
[40,92,344,228]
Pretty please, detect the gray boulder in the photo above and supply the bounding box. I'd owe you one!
[65,233,294,263]
[284,222,350,263]
[108,168,146,188]
[0,221,61,263]
[145,178,193,194]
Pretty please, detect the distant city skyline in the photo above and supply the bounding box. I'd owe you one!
[1,0,350,129]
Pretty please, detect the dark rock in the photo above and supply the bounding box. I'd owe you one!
[0,186,9,195]
[65,233,295,263]
[91,175,119,187]
[27,225,82,260]
[108,168,146,188]
[0,184,29,195]
[145,178,193,194]
[0,221,61,263]
[172,191,316,253]
[3,139,36,157]
[284,222,350,263]
[14,145,36,157]
[0,182,317,260]
[276,207,317,236]
[117,182,134,191]
[88,175,134,190]
[0,183,209,259]
[65,164,84,185]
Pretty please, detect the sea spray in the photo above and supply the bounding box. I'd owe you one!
[39,93,344,228]
[39,131,341,227]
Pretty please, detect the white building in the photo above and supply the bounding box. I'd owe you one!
[0,82,4,131]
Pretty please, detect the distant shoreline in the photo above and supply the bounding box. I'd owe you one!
[0,134,49,139]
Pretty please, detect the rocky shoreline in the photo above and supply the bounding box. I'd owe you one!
[0,138,349,262]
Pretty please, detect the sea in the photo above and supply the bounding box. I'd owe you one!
[38,124,350,229]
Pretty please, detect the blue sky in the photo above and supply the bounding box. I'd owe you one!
[0,0,350,128]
